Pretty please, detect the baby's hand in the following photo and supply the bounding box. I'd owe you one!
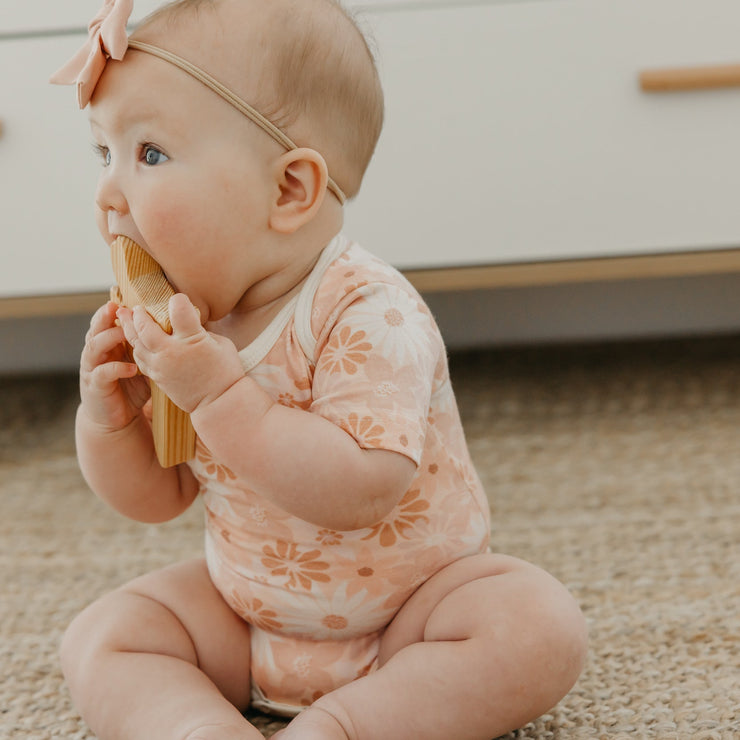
[117,293,245,414]
[80,301,151,430]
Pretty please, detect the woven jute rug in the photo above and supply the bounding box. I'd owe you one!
[2,337,739,739]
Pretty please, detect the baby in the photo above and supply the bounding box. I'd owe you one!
[55,0,587,738]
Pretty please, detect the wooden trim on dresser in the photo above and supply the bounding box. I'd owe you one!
[3,248,740,318]
[0,292,109,320]
[403,248,740,293]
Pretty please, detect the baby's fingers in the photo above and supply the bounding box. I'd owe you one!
[118,305,166,353]
[82,325,127,369]
[79,360,141,429]
[85,301,117,347]
[83,359,139,390]
[168,293,203,337]
[87,301,119,338]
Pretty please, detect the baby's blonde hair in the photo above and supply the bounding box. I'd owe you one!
[137,0,384,198]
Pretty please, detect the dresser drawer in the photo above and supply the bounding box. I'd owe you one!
[0,35,108,297]
[346,0,740,269]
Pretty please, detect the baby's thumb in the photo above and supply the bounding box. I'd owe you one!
[168,293,203,336]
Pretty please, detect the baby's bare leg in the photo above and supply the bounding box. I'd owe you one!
[61,559,262,740]
[276,554,587,740]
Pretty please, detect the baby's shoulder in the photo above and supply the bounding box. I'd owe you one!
[318,240,411,296]
[304,238,443,364]
[310,240,421,323]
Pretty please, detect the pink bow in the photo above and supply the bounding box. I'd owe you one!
[50,0,134,108]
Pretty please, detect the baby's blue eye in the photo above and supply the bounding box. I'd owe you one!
[143,146,169,166]
[93,143,111,166]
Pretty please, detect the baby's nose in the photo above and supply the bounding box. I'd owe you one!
[95,169,128,215]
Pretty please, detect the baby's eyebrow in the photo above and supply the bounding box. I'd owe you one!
[88,104,161,135]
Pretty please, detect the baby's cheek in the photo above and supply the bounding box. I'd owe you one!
[138,210,200,268]
[145,204,191,242]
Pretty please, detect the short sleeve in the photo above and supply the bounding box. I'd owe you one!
[309,282,441,466]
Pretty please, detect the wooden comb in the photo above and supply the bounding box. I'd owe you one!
[110,235,197,467]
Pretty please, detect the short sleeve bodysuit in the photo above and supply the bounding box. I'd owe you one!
[188,234,491,714]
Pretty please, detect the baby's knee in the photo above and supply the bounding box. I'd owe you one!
[61,585,195,686]
[529,568,589,692]
[60,597,106,689]
[60,591,127,686]
[470,559,588,702]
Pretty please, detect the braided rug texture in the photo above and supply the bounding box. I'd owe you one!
[1,337,739,739]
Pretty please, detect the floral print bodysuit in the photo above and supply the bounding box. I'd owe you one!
[188,234,491,715]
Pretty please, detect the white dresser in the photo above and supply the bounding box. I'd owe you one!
[349,0,740,274]
[2,0,740,367]
[1,0,161,303]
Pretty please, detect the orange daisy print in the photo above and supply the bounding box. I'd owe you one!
[261,541,331,590]
[196,445,237,483]
[277,392,312,410]
[320,326,373,375]
[339,414,385,448]
[361,488,431,547]
[316,529,344,546]
[229,593,284,632]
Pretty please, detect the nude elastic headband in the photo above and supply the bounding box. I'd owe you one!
[50,0,346,203]
[127,41,346,204]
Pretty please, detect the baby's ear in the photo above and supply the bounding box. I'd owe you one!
[269,148,328,233]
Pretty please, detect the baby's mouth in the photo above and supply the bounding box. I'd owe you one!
[110,232,145,251]
[110,234,177,292]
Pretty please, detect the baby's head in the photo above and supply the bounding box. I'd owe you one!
[132,0,384,199]
[72,0,385,323]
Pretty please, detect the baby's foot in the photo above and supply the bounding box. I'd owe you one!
[270,705,350,740]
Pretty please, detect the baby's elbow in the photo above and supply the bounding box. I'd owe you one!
[340,449,417,531]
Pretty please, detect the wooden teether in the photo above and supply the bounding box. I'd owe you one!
[110,235,196,468]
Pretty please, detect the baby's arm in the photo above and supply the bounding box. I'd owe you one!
[119,294,416,530]
[193,384,416,530]
[77,301,199,523]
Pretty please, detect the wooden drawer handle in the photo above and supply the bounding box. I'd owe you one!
[640,63,740,92]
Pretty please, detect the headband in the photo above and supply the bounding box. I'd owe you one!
[50,0,346,204]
